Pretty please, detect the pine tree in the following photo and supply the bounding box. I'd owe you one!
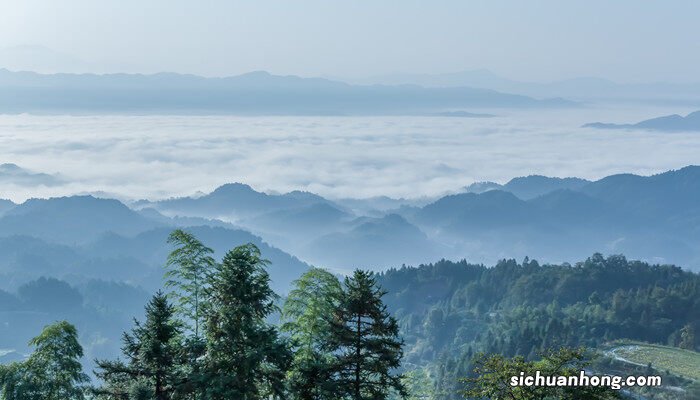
[95,291,183,400]
[202,243,291,400]
[326,270,406,400]
[282,267,343,400]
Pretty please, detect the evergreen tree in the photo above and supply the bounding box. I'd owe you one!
[202,243,291,400]
[0,321,88,400]
[95,291,183,400]
[282,267,343,400]
[326,270,406,400]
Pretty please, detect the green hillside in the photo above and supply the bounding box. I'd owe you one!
[606,342,700,381]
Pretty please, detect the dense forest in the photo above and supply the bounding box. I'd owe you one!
[0,230,407,400]
[0,230,698,399]
[378,254,700,398]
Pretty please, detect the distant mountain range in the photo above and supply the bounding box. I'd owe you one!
[583,110,700,132]
[0,69,575,115]
[0,195,309,293]
[1,166,700,297]
[0,163,63,187]
[136,182,334,220]
[346,69,700,104]
[131,166,700,271]
[0,196,161,244]
[1,165,700,376]
[464,175,591,200]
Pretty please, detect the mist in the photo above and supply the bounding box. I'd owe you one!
[3,1,700,83]
[1,106,698,203]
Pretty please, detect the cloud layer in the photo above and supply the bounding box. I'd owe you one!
[1,106,699,203]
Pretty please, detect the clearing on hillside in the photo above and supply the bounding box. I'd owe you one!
[607,342,700,381]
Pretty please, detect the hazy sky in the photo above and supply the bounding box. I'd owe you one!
[1,0,699,82]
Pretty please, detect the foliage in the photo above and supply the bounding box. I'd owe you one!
[282,267,343,400]
[396,368,435,400]
[0,321,88,400]
[201,243,291,400]
[8,228,699,400]
[164,229,216,399]
[679,324,696,351]
[94,291,183,400]
[376,254,700,398]
[463,347,620,400]
[18,277,83,313]
[165,229,216,339]
[326,270,406,400]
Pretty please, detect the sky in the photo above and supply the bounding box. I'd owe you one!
[1,0,699,83]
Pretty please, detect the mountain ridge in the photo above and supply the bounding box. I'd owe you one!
[583,110,700,132]
[2,166,700,272]
[348,69,700,103]
[0,68,575,114]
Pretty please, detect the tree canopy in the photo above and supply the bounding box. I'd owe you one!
[0,321,88,400]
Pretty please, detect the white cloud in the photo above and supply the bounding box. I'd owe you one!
[0,105,698,203]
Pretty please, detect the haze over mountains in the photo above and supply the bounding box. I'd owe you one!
[0,163,62,187]
[584,110,700,132]
[0,195,308,293]
[2,163,699,381]
[138,166,700,271]
[2,165,698,291]
[347,69,700,105]
[3,5,700,396]
[0,69,574,115]
[5,67,700,116]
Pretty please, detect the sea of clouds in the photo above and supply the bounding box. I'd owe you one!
[1,105,699,203]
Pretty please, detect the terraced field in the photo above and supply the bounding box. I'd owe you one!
[607,342,700,381]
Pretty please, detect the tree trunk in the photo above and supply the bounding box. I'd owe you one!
[355,313,361,400]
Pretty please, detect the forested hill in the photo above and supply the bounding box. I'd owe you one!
[377,254,700,398]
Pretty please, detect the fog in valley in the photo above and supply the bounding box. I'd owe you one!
[1,3,699,398]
